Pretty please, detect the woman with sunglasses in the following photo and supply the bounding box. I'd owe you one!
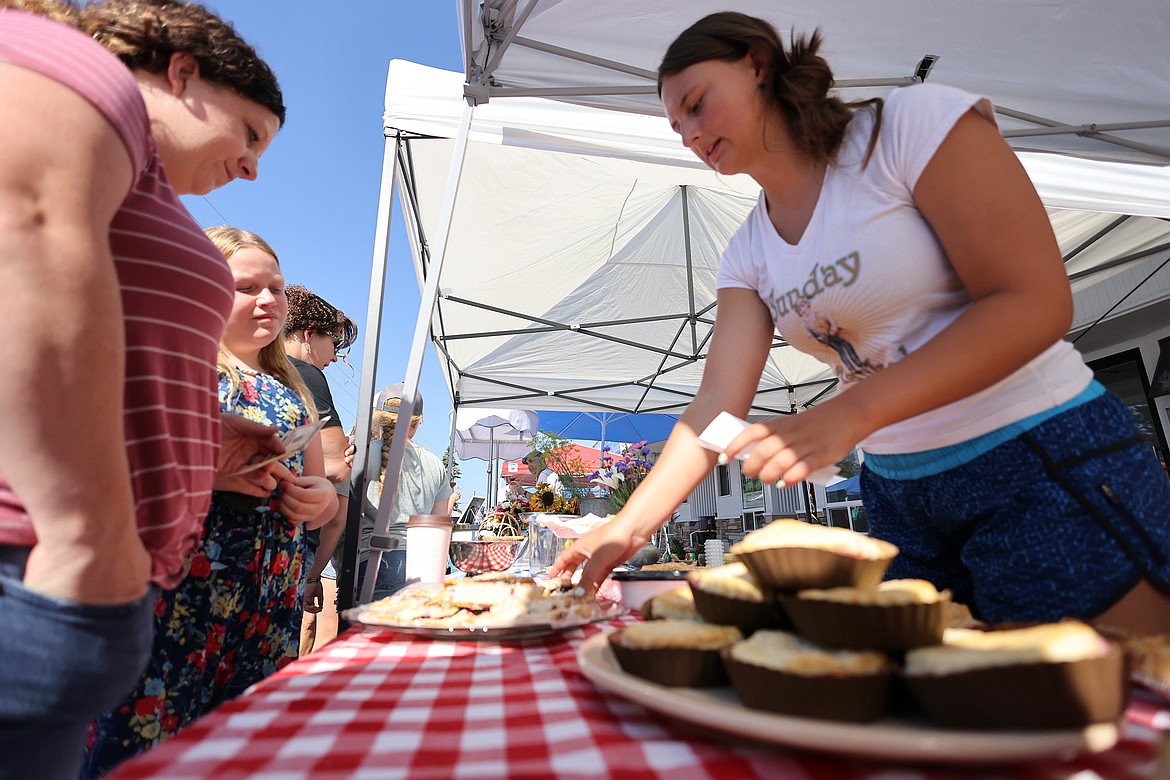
[284,284,358,653]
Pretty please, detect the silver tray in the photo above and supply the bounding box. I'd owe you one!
[343,598,626,641]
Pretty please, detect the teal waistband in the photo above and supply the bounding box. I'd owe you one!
[863,380,1105,480]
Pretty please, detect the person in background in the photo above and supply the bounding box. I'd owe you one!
[524,451,564,495]
[283,284,357,655]
[553,11,1170,636]
[84,228,337,777]
[352,384,452,600]
[0,2,286,777]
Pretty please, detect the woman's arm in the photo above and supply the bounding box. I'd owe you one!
[728,109,1072,484]
[550,287,777,591]
[0,65,148,604]
[320,426,352,486]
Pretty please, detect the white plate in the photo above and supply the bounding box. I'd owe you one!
[576,632,1120,765]
[343,599,626,642]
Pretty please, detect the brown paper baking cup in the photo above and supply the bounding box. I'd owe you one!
[723,651,891,722]
[736,547,893,592]
[781,595,949,649]
[688,583,789,634]
[608,631,728,687]
[902,648,1126,729]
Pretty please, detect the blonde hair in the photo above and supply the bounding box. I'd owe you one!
[204,226,315,420]
[373,407,422,498]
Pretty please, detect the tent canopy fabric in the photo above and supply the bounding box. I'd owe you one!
[826,474,862,500]
[383,54,1170,417]
[458,0,1170,165]
[535,410,679,448]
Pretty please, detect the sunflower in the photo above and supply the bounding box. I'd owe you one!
[535,488,557,510]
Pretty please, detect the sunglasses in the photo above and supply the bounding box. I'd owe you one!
[320,331,349,358]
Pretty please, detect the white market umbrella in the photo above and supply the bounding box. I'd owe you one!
[452,407,538,508]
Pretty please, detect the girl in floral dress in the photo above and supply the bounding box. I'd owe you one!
[83,228,338,777]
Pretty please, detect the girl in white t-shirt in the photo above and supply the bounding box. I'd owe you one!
[552,11,1170,635]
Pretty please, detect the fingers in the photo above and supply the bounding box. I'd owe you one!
[303,583,324,613]
[548,547,585,580]
[577,556,609,596]
[214,473,276,497]
[725,423,808,484]
[268,461,296,482]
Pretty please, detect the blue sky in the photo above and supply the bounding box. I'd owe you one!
[183,3,489,498]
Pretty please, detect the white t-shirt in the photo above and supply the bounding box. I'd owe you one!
[718,83,1090,454]
[361,439,453,554]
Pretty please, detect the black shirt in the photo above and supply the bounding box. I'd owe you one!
[290,357,344,552]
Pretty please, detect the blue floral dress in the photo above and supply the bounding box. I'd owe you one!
[83,369,309,778]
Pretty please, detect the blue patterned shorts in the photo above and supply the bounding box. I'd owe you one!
[861,392,1170,623]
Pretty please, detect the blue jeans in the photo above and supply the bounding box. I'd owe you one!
[0,547,156,780]
[356,549,407,602]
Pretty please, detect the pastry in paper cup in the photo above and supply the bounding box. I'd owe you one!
[608,620,741,687]
[686,563,788,634]
[730,520,897,592]
[639,585,701,622]
[902,622,1127,729]
[781,579,950,650]
[723,630,893,722]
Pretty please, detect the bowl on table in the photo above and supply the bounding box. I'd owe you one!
[449,539,523,575]
[606,569,693,612]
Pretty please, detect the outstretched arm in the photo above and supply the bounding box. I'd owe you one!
[550,287,776,592]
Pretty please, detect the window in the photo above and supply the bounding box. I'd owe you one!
[716,464,731,496]
[743,511,765,532]
[826,507,850,529]
[741,472,763,510]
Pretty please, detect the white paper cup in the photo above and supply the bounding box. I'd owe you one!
[405,514,453,587]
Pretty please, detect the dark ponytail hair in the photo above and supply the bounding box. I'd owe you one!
[658,11,881,165]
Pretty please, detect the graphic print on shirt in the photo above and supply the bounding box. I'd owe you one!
[759,250,883,383]
[792,297,877,380]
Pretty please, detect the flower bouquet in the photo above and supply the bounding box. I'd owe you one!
[591,440,656,511]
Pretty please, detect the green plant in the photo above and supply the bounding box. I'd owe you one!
[528,431,592,499]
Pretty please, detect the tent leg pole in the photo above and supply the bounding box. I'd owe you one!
[361,98,477,605]
[338,131,400,615]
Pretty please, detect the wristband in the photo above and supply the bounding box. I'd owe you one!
[305,576,322,584]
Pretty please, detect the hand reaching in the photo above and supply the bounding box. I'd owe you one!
[726,404,860,486]
[548,514,648,596]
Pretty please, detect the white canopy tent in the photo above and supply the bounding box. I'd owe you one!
[344,1,1170,607]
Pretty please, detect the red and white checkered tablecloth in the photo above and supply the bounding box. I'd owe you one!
[109,615,1166,780]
